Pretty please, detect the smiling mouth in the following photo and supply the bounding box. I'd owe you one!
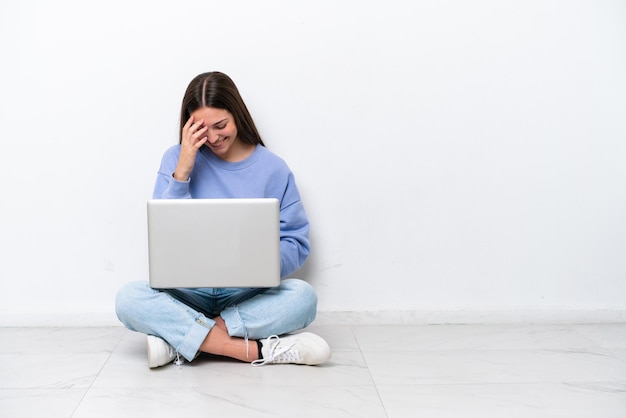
[210,137,227,148]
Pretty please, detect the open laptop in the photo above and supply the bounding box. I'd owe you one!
[147,198,281,288]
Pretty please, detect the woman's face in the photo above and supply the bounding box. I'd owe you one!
[190,107,247,161]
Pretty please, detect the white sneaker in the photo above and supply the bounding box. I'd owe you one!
[252,332,331,366]
[146,335,180,368]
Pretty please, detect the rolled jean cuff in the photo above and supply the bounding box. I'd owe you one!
[221,307,247,339]
[177,314,214,361]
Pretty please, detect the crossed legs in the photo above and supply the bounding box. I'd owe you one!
[115,279,318,363]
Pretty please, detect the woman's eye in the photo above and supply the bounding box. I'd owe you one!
[215,124,226,130]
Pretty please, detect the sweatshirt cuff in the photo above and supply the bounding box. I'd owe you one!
[163,174,192,199]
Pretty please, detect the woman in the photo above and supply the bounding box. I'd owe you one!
[115,71,330,368]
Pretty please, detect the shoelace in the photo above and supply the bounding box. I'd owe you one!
[251,335,299,367]
[162,342,184,366]
[174,351,184,366]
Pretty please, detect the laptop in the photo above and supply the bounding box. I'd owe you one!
[147,198,281,288]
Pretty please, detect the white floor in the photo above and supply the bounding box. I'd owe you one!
[1,323,625,417]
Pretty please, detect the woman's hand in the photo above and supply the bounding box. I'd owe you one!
[173,115,209,181]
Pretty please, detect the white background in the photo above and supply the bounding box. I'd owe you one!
[1,0,625,325]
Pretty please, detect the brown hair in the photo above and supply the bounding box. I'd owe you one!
[179,72,264,146]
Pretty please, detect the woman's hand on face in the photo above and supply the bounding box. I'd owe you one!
[174,116,209,181]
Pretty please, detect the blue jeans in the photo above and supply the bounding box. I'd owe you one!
[115,279,318,361]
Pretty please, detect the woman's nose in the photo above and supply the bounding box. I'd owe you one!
[208,132,220,143]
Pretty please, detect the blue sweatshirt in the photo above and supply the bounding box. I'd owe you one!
[153,144,310,278]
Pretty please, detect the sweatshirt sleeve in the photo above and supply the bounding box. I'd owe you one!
[279,173,311,278]
[152,146,192,199]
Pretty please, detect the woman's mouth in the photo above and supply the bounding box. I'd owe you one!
[210,137,227,148]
